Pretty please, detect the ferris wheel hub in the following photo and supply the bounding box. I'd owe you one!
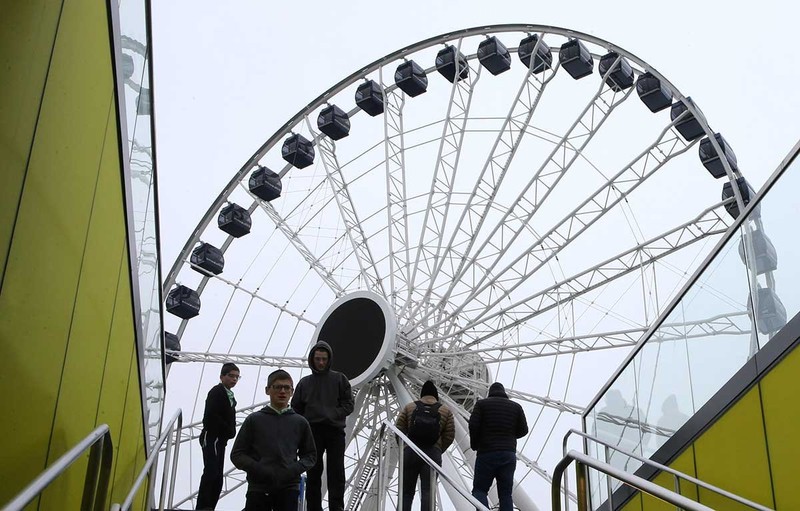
[313,291,397,387]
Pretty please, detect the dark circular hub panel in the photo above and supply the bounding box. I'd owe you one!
[317,295,393,384]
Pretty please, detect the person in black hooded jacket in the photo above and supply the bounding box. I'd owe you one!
[468,382,528,511]
[231,369,316,510]
[291,340,354,511]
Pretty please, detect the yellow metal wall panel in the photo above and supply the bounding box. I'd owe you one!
[0,0,116,500]
[109,350,146,505]
[760,347,800,510]
[619,493,643,511]
[694,387,774,510]
[642,447,698,511]
[39,104,127,510]
[0,0,63,284]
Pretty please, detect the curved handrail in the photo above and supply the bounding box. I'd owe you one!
[552,450,714,511]
[2,424,113,511]
[111,409,183,511]
[563,428,773,511]
[383,420,490,511]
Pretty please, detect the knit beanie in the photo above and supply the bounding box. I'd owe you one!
[420,380,438,400]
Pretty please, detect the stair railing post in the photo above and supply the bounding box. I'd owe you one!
[576,461,589,511]
[397,433,405,511]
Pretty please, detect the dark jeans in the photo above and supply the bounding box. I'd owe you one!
[244,489,300,511]
[472,450,517,511]
[306,424,346,511]
[197,431,227,510]
[402,445,442,511]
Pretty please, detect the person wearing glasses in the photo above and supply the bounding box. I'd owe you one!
[291,340,354,511]
[197,362,240,510]
[231,369,316,511]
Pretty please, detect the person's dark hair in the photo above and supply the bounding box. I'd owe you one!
[221,362,240,377]
[267,369,293,388]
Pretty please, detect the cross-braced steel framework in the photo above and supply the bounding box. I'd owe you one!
[161,25,753,509]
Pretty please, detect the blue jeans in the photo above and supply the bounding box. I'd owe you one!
[472,451,517,511]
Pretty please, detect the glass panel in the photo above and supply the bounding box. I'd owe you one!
[585,146,800,507]
[116,0,165,450]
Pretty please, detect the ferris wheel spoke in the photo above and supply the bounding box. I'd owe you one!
[430,200,732,344]
[256,200,346,296]
[167,351,307,368]
[407,364,585,416]
[428,60,636,325]
[305,117,386,296]
[415,115,698,340]
[413,36,560,323]
[382,80,411,307]
[402,37,481,320]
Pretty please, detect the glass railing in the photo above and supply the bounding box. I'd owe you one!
[583,139,800,506]
[112,0,166,450]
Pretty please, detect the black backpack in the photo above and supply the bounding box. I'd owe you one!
[408,401,442,446]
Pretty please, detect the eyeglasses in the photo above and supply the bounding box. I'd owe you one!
[225,374,242,380]
[270,384,293,392]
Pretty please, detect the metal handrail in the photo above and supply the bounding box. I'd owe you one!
[111,409,183,511]
[563,428,773,511]
[552,450,714,511]
[382,421,491,511]
[2,424,113,511]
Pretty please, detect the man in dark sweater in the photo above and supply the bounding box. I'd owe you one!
[197,362,240,510]
[291,340,354,511]
[468,382,528,511]
[231,369,316,511]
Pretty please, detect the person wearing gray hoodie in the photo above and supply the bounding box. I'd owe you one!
[291,340,354,511]
[231,369,316,510]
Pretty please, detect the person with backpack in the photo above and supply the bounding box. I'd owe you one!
[468,382,528,511]
[395,380,455,511]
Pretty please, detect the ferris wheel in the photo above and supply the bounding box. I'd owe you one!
[162,24,751,509]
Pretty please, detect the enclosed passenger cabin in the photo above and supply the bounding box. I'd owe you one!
[722,176,760,219]
[395,60,428,96]
[318,104,350,140]
[249,165,282,202]
[164,332,181,364]
[355,80,384,116]
[477,36,512,75]
[738,229,778,275]
[751,287,787,334]
[218,202,252,238]
[517,34,552,74]
[282,134,315,169]
[598,52,634,92]
[635,72,673,113]
[436,45,469,83]
[559,39,593,79]
[190,242,225,275]
[699,133,738,179]
[670,97,705,141]
[166,285,201,319]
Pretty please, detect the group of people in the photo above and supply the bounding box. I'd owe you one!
[195,340,528,511]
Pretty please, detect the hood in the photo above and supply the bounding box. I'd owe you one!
[307,340,333,373]
[488,382,508,398]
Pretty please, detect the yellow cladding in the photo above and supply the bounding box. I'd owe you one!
[0,0,146,507]
[760,346,800,510]
[0,0,62,283]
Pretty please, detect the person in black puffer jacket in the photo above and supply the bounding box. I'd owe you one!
[468,382,528,511]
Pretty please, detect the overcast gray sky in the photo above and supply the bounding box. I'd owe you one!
[153,0,800,268]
